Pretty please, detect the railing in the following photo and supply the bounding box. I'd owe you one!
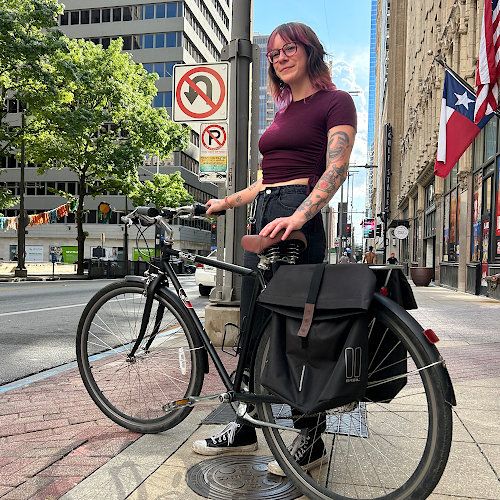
[439,262,459,289]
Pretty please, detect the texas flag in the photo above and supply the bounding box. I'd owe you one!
[435,69,493,178]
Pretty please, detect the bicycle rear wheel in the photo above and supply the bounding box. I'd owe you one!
[254,300,453,499]
[77,280,204,434]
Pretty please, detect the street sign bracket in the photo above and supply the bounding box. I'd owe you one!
[221,39,253,61]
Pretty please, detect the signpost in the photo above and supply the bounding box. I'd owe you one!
[199,122,228,183]
[172,63,228,123]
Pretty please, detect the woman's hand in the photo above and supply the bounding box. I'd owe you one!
[259,213,305,240]
[206,198,229,215]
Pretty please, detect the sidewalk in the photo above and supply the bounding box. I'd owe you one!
[0,285,499,499]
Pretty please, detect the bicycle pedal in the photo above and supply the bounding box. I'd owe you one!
[162,398,194,412]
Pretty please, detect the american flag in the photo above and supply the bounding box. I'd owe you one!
[474,0,500,123]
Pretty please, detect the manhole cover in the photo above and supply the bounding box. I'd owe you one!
[186,455,301,499]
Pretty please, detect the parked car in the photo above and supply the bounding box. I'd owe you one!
[195,250,216,296]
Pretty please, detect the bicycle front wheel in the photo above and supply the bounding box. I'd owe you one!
[77,280,204,434]
[254,300,453,499]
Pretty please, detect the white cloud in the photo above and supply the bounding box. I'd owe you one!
[327,48,371,247]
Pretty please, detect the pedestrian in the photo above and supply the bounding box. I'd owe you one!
[363,245,377,264]
[387,252,398,265]
[339,251,350,263]
[193,21,356,475]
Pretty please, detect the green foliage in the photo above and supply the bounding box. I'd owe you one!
[26,38,188,194]
[0,0,66,154]
[22,37,188,273]
[0,175,18,214]
[129,172,193,209]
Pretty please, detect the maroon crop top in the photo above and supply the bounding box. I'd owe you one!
[258,89,357,186]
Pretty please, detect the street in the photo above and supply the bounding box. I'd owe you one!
[0,276,208,385]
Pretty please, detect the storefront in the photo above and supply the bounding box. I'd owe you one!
[467,118,500,296]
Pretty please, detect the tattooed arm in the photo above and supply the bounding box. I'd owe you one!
[206,178,263,215]
[259,125,356,239]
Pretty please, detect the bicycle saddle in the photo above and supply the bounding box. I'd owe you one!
[241,230,307,254]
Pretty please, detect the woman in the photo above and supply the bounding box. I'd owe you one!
[192,22,356,475]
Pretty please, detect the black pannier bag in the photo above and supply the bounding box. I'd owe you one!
[363,268,416,403]
[258,263,377,414]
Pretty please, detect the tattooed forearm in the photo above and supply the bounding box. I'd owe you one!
[247,181,259,191]
[327,131,350,162]
[296,162,349,221]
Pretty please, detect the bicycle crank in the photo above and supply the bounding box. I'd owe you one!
[162,392,233,412]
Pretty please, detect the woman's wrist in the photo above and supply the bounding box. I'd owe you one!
[224,195,234,209]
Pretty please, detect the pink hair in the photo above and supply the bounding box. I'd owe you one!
[267,22,336,108]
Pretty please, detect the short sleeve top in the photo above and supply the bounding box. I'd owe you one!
[258,89,357,186]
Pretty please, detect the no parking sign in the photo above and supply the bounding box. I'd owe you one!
[199,122,228,183]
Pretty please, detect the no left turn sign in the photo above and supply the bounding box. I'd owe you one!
[173,63,228,122]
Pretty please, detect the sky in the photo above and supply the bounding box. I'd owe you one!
[253,0,372,247]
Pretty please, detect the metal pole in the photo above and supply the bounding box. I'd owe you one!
[124,195,129,274]
[14,111,27,278]
[217,0,253,302]
[339,184,344,259]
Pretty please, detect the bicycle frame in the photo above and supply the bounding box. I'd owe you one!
[131,242,277,408]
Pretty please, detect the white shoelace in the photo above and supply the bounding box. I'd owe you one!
[209,421,239,445]
[290,433,310,460]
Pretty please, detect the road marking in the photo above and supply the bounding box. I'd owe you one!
[0,303,87,317]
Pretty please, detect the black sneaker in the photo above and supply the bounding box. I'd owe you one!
[192,421,258,456]
[267,430,327,477]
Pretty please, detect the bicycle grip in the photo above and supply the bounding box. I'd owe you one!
[194,202,225,216]
[136,206,159,217]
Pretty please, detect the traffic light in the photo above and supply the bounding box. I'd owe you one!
[376,224,382,237]
[345,223,352,238]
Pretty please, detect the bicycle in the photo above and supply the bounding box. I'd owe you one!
[76,203,456,500]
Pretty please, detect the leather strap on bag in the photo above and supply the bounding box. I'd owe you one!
[297,263,327,338]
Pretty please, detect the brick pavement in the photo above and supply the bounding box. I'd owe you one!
[0,284,498,499]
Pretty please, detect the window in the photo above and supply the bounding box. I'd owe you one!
[155,33,165,48]
[156,3,166,18]
[143,62,153,73]
[91,9,100,23]
[46,182,55,193]
[87,210,97,223]
[166,32,177,47]
[67,183,76,195]
[167,2,178,17]
[36,184,45,195]
[101,38,110,49]
[144,34,154,49]
[153,93,163,107]
[8,156,16,168]
[102,8,110,22]
[57,182,65,192]
[26,183,36,196]
[165,61,176,77]
[133,35,142,50]
[60,12,68,25]
[471,171,482,261]
[113,7,122,22]
[154,62,165,77]
[70,11,79,24]
[80,10,90,24]
[123,6,132,21]
[144,4,155,19]
[90,37,99,45]
[122,36,132,50]
[164,91,172,107]
[484,117,497,160]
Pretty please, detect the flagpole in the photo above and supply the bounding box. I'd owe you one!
[434,56,500,118]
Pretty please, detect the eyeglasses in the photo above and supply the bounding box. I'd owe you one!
[266,42,298,64]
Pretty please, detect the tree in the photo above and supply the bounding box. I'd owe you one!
[25,38,189,274]
[129,172,193,209]
[0,0,65,210]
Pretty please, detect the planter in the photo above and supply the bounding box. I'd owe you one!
[410,267,434,287]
